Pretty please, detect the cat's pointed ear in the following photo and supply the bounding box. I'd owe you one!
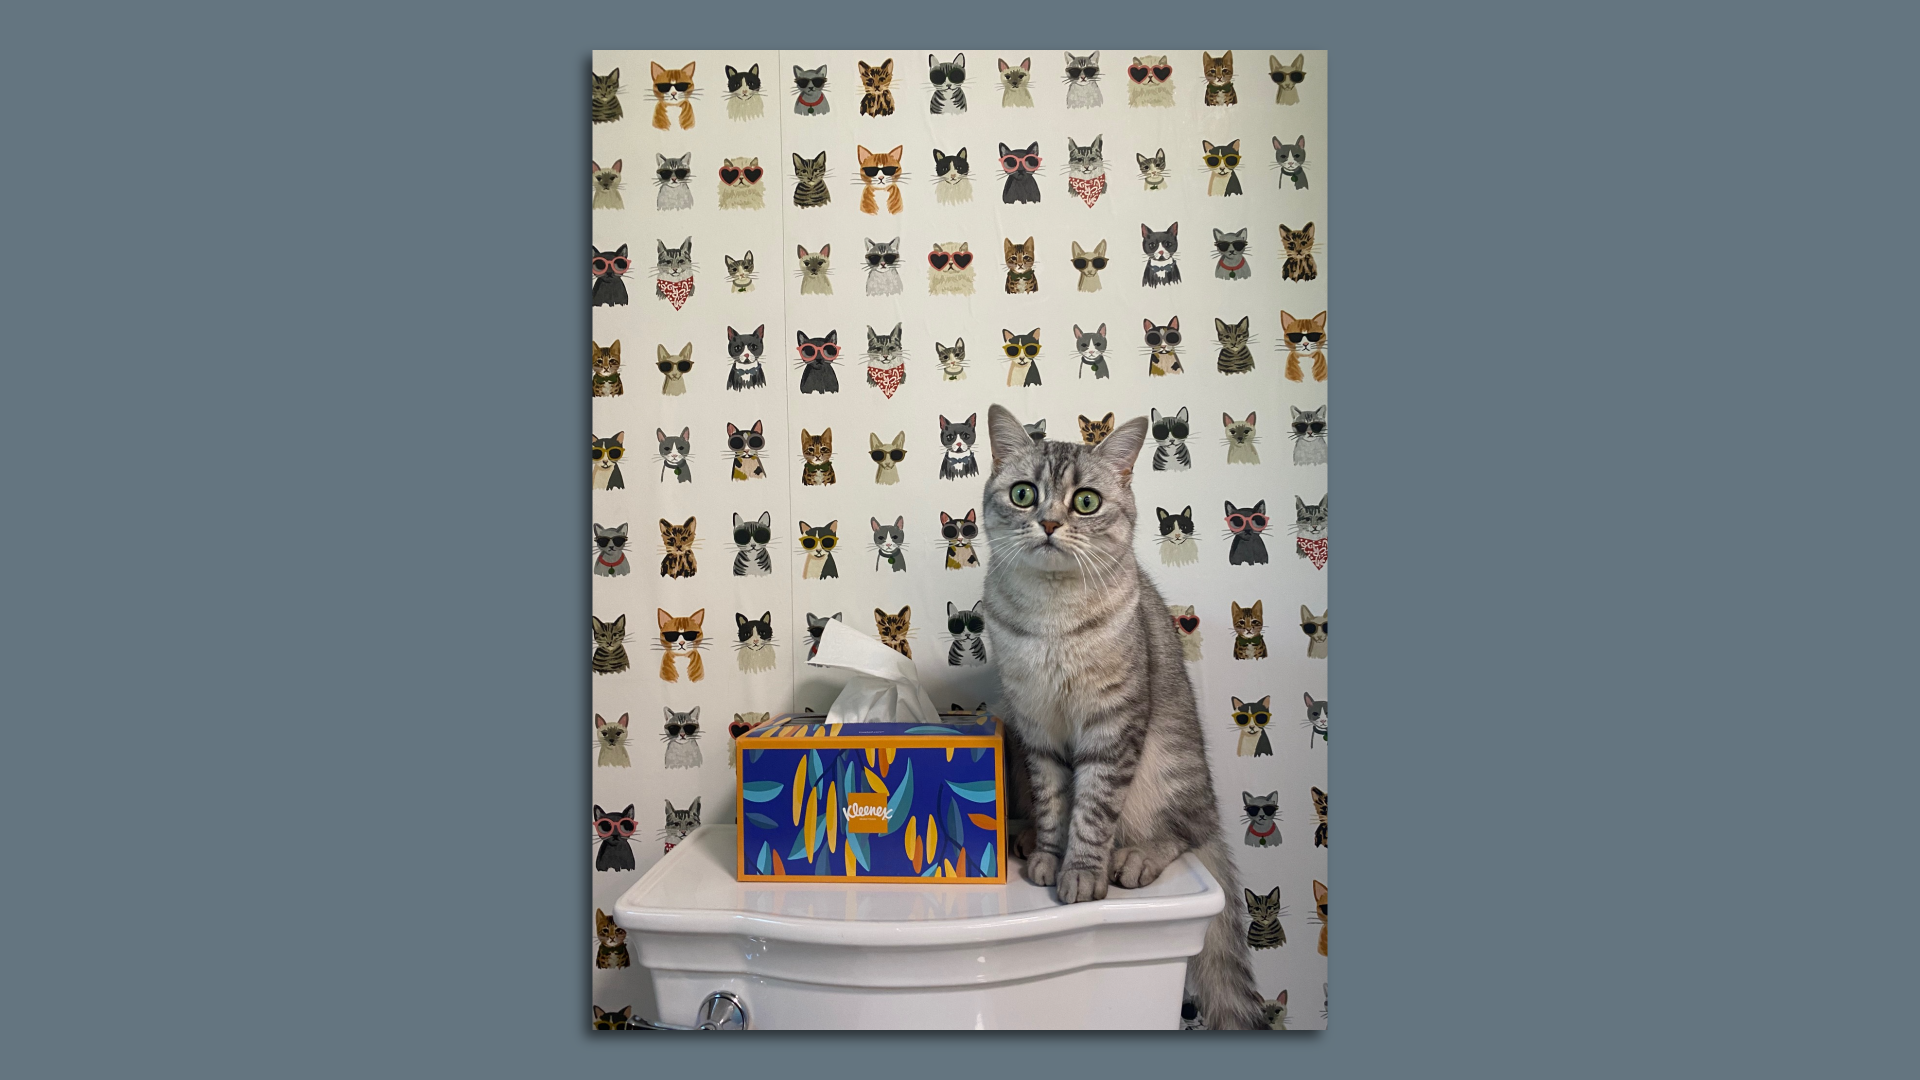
[986,404,1029,468]
[1304,691,1316,708]
[663,705,676,723]
[658,608,674,629]
[688,796,701,816]
[1157,507,1169,521]
[894,516,904,529]
[1002,328,1015,343]
[727,64,739,78]
[1244,888,1259,908]
[818,244,829,257]
[1224,412,1236,428]
[1019,57,1032,71]
[1072,323,1084,338]
[880,59,893,77]
[595,714,606,728]
[792,152,806,171]
[1216,317,1230,335]
[948,601,959,617]
[794,64,806,79]
[964,510,976,523]
[1168,315,1179,330]
[1202,139,1215,153]
[797,332,809,347]
[1251,600,1263,620]
[732,510,743,526]
[1296,136,1307,150]
[617,714,628,728]
[870,516,882,531]
[686,706,700,722]
[825,329,837,344]
[1242,791,1254,803]
[656,152,668,167]
[870,432,882,449]
[1273,135,1284,152]
[1252,499,1265,514]
[955,147,967,161]
[1300,604,1314,621]
[1097,416,1150,480]
[1246,412,1257,427]
[651,61,667,81]
[756,510,770,526]
[940,511,953,525]
[1265,886,1281,902]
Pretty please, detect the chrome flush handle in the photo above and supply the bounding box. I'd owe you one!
[630,991,749,1031]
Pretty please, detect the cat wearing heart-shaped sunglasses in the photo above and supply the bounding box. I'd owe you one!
[1127,56,1175,107]
[927,242,975,295]
[716,156,765,210]
[1167,604,1202,661]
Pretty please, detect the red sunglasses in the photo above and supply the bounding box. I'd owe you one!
[928,250,974,270]
[595,815,637,837]
[798,342,840,360]
[591,255,629,276]
[1127,64,1173,83]
[1001,153,1041,172]
[718,165,765,184]
[1226,513,1270,530]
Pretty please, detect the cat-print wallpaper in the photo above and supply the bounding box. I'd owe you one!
[590,48,1328,1031]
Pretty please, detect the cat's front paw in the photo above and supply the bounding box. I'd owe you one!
[1024,850,1059,887]
[1108,847,1169,890]
[1011,825,1038,859]
[1055,866,1109,904]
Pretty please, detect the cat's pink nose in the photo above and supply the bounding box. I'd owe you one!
[1040,520,1062,536]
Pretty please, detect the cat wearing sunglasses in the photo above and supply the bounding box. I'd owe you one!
[864,237,903,296]
[1202,139,1244,197]
[869,431,907,485]
[856,144,904,215]
[792,64,830,116]
[716,156,765,210]
[1289,405,1328,466]
[649,60,696,130]
[726,420,767,481]
[1003,329,1043,387]
[655,608,706,683]
[1063,51,1102,109]
[796,520,840,580]
[999,141,1042,204]
[1300,607,1328,660]
[1071,241,1107,292]
[656,343,693,396]
[1269,54,1307,105]
[1225,501,1271,565]
[940,509,981,569]
[591,431,625,491]
[1127,56,1174,108]
[590,245,629,307]
[928,242,975,295]
[1280,310,1329,382]
[654,152,693,211]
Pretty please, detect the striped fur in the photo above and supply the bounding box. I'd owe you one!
[979,404,1265,1030]
[791,151,831,209]
[591,615,629,676]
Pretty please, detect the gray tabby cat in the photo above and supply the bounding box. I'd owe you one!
[1065,136,1106,206]
[1149,407,1192,471]
[927,53,967,113]
[662,706,702,770]
[1063,51,1103,108]
[864,237,902,296]
[654,152,693,210]
[731,511,773,576]
[654,239,694,306]
[979,404,1266,1030]
[946,600,987,666]
[1214,316,1255,375]
[662,798,701,853]
[1290,404,1328,465]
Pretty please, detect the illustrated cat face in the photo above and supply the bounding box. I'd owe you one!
[998,141,1040,177]
[1300,607,1329,647]
[658,517,696,564]
[864,236,901,277]
[1244,885,1283,923]
[940,509,980,546]
[1202,138,1242,179]
[593,520,628,562]
[655,343,692,388]
[719,156,763,190]
[864,323,903,369]
[795,244,831,284]
[725,63,761,100]
[732,511,771,558]
[1150,407,1190,451]
[932,147,970,184]
[1231,599,1265,638]
[1281,310,1328,350]
[934,338,968,376]
[870,431,907,477]
[591,68,621,111]
[929,241,974,275]
[1304,692,1329,742]
[592,1005,633,1030]
[593,803,637,844]
[1269,53,1307,103]
[1312,787,1329,848]
[1215,316,1251,354]
[1128,56,1171,86]
[1202,50,1235,88]
[663,798,701,845]
[795,330,839,373]
[592,245,630,279]
[1290,405,1329,443]
[731,711,770,740]
[947,600,984,642]
[654,427,690,469]
[1263,991,1288,1031]
[1169,604,1199,636]
[1142,222,1179,261]
[1279,224,1317,270]
[595,907,626,949]
[1064,51,1100,85]
[997,57,1031,92]
[857,144,903,186]
[592,160,622,196]
[655,153,692,199]
[1144,317,1182,362]
[797,520,839,565]
[594,712,630,754]
[1002,236,1035,273]
[1071,242,1107,286]
[793,64,828,94]
[655,237,692,278]
[1157,506,1195,544]
[928,53,966,87]
[1312,880,1328,953]
[1136,149,1167,185]
[873,605,912,656]
[1078,412,1116,445]
[726,324,765,371]
[857,58,894,94]
[724,251,755,289]
[1214,227,1250,261]
[591,431,624,475]
[662,705,701,743]
[1295,495,1329,540]
[591,614,626,652]
[1073,322,1108,363]
[650,61,694,105]
[1241,790,1279,832]
[1226,500,1270,536]
[790,150,828,185]
[1001,329,1040,369]
[1224,412,1258,449]
[871,516,905,554]
[592,340,621,378]
[1066,136,1104,177]
[798,427,834,467]
[656,608,705,654]
[804,611,843,659]
[1274,136,1308,175]
[939,414,977,455]
[980,405,1149,576]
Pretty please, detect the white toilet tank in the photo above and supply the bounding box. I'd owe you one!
[613,825,1224,1030]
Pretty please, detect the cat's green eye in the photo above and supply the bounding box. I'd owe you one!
[1072,489,1101,514]
[1010,482,1037,508]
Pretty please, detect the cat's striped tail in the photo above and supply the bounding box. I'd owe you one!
[1188,836,1268,1030]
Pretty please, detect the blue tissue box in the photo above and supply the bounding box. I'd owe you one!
[733,712,1007,883]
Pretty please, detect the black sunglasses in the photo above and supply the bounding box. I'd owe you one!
[796,76,826,89]
[870,449,906,462]
[595,535,626,549]
[1292,421,1327,435]
[1301,621,1328,635]
[657,167,690,181]
[865,252,900,266]
[664,720,700,736]
[654,81,691,93]
[1071,257,1109,271]
[1066,65,1099,78]
[659,630,698,643]
[948,613,985,634]
[861,165,901,178]
[1286,331,1325,344]
[1145,329,1182,347]
[1214,240,1248,252]
[928,250,974,269]
[656,360,692,373]
[1151,420,1189,440]
[733,525,771,544]
[727,433,766,451]
[1271,70,1307,85]
[929,68,965,85]
[941,521,979,540]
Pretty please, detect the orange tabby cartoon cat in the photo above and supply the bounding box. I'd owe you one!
[857,144,904,215]
[1281,309,1328,382]
[657,607,705,683]
[650,61,696,130]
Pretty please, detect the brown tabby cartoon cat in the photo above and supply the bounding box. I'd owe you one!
[857,59,896,116]
[650,60,696,130]
[1279,223,1319,283]
[594,908,629,969]
[856,144,904,215]
[1231,600,1268,659]
[591,340,623,397]
[1201,50,1237,105]
[1003,236,1037,294]
[1281,309,1328,382]
[657,607,705,683]
[873,605,912,658]
[799,428,836,486]
[658,517,697,579]
[1078,412,1116,445]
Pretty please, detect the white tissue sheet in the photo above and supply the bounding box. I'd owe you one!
[812,618,942,728]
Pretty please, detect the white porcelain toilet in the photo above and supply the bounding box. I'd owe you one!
[613,824,1224,1030]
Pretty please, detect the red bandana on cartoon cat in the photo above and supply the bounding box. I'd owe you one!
[1067,173,1106,208]
[1297,537,1328,569]
[868,364,905,399]
[657,276,694,310]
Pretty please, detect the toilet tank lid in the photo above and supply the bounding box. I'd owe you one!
[613,826,1226,947]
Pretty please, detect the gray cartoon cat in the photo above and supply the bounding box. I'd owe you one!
[1290,405,1328,466]
[1072,323,1110,379]
[724,251,756,292]
[864,237,903,296]
[946,600,987,666]
[1223,412,1260,465]
[655,427,691,483]
[865,322,906,398]
[1303,692,1328,747]
[1241,791,1281,848]
[655,238,694,309]
[654,152,693,210]
[870,516,907,573]
[1273,135,1309,190]
[935,339,969,380]
[928,53,967,113]
[1213,227,1252,280]
[662,707,702,770]
[731,511,773,576]
[1063,51,1102,108]
[593,522,632,577]
[1065,136,1107,207]
[792,64,830,115]
[1137,148,1168,191]
[1024,420,1047,441]
[1294,494,1328,569]
[662,798,700,853]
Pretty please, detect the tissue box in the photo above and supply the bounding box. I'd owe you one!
[734,713,1007,883]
